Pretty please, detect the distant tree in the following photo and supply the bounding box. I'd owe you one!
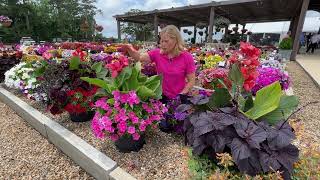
[120,9,154,42]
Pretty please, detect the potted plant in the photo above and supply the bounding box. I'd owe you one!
[35,55,99,122]
[0,15,12,27]
[178,43,300,178]
[82,61,167,152]
[278,37,293,60]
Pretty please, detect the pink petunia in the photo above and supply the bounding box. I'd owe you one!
[127,126,136,134]
[110,134,119,141]
[139,124,146,132]
[128,112,139,124]
[132,133,140,140]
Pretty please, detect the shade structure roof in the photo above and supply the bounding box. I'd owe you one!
[114,0,320,26]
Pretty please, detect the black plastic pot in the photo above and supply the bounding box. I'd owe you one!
[69,111,94,122]
[159,119,175,133]
[114,134,145,153]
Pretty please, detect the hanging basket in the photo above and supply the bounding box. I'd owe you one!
[95,25,103,32]
[1,21,11,27]
[187,31,192,35]
[183,29,188,33]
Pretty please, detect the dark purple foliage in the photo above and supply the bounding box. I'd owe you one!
[183,98,299,177]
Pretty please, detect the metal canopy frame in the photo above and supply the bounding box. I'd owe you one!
[114,0,320,60]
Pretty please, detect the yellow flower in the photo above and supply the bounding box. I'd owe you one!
[203,54,224,69]
[22,54,43,63]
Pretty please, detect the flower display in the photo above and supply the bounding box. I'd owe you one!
[252,67,290,95]
[141,62,157,77]
[0,15,12,23]
[4,62,46,101]
[198,67,230,89]
[72,48,87,61]
[202,54,224,69]
[35,45,53,55]
[105,54,129,78]
[91,90,167,141]
[90,53,112,63]
[64,86,98,114]
[228,42,261,91]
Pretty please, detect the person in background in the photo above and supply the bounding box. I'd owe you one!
[306,33,320,54]
[306,32,312,49]
[121,25,196,102]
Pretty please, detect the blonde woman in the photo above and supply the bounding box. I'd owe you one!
[121,25,196,101]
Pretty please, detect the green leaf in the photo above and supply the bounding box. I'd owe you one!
[243,95,254,112]
[207,88,231,108]
[260,95,299,125]
[69,56,81,70]
[96,68,108,79]
[244,81,282,120]
[92,62,102,73]
[134,62,142,72]
[137,86,155,101]
[228,63,244,87]
[80,77,115,94]
[114,66,132,88]
[126,66,139,90]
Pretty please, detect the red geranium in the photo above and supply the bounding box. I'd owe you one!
[106,55,129,78]
[64,86,98,114]
[228,42,261,91]
[72,48,87,61]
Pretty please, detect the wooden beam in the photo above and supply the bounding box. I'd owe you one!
[208,7,215,43]
[154,14,159,42]
[290,0,310,61]
[117,20,121,41]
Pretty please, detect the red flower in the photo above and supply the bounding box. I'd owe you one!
[106,55,129,78]
[72,48,87,61]
[240,42,261,58]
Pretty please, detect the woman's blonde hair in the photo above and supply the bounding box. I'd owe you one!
[160,25,185,56]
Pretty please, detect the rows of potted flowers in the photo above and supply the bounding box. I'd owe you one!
[3,41,299,178]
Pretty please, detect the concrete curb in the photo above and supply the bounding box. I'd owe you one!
[0,86,136,180]
[296,61,320,89]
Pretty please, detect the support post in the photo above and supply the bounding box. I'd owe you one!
[154,14,159,43]
[207,7,215,43]
[290,0,310,61]
[117,20,121,42]
[193,26,197,44]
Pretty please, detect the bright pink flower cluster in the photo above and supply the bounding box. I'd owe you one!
[91,90,167,141]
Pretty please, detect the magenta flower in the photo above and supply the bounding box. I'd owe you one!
[132,133,140,140]
[95,98,109,111]
[112,90,121,101]
[127,126,136,134]
[128,112,139,124]
[142,103,153,113]
[110,134,119,141]
[127,91,140,106]
[139,124,146,132]
[117,122,127,133]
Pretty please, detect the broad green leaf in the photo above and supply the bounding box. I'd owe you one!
[243,95,254,112]
[228,64,244,87]
[80,77,115,94]
[134,62,142,72]
[245,81,282,120]
[96,68,108,79]
[115,66,132,88]
[260,95,299,125]
[207,88,231,108]
[138,75,148,83]
[32,66,46,77]
[126,67,139,90]
[69,56,80,70]
[217,79,228,89]
[92,62,102,73]
[137,86,155,101]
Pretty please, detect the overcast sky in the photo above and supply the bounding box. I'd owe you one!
[95,0,320,38]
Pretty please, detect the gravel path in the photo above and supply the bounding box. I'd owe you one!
[287,62,320,141]
[0,100,93,179]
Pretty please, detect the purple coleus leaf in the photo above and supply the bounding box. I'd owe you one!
[205,131,226,152]
[229,138,252,161]
[259,143,299,174]
[237,150,262,176]
[189,94,209,105]
[175,104,192,113]
[233,119,267,149]
[267,120,295,150]
[190,111,236,137]
[192,136,207,155]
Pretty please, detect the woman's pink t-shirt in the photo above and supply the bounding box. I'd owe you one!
[147,48,196,99]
